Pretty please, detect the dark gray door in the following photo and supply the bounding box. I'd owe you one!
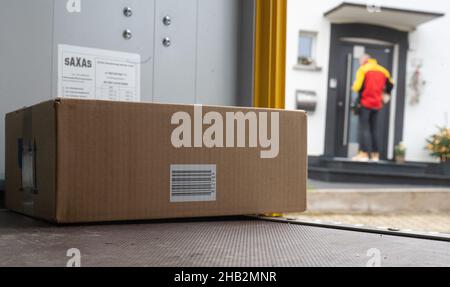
[335,41,394,159]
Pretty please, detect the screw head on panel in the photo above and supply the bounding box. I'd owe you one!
[123,29,132,40]
[163,16,172,26]
[123,7,133,17]
[162,37,171,47]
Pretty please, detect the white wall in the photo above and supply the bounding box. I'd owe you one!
[285,0,337,155]
[403,0,450,162]
[285,0,450,162]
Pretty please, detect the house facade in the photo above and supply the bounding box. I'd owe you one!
[285,0,449,162]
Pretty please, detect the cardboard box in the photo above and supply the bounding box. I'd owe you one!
[5,99,307,223]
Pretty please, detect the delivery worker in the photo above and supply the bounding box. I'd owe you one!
[351,54,394,162]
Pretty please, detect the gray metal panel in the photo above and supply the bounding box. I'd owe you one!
[153,0,254,106]
[0,0,255,180]
[52,0,156,101]
[0,211,449,267]
[238,0,255,107]
[195,0,240,106]
[196,0,255,106]
[0,0,55,181]
[153,0,197,104]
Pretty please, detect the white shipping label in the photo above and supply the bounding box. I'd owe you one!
[170,165,216,203]
[58,44,141,101]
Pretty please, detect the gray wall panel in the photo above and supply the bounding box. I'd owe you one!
[52,0,155,101]
[153,0,197,104]
[0,0,55,181]
[0,0,255,180]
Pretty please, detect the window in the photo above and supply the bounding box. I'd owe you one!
[297,31,318,67]
[299,35,313,58]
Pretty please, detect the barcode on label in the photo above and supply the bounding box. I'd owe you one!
[170,165,216,203]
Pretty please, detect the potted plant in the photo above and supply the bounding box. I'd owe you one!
[298,56,313,66]
[394,142,406,164]
[426,126,450,171]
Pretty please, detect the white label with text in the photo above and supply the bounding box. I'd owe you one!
[58,44,140,101]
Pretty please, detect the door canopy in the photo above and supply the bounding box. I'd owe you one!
[324,2,444,32]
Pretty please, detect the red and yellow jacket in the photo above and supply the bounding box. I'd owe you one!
[352,58,394,110]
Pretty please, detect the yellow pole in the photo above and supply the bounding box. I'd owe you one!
[253,0,287,110]
[253,0,287,218]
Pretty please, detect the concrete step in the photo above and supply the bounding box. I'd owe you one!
[309,166,450,186]
[308,156,450,186]
[316,157,429,174]
[307,188,450,214]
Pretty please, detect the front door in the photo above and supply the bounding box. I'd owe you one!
[334,41,394,160]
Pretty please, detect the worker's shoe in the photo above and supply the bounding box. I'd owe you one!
[352,151,369,162]
[370,152,380,162]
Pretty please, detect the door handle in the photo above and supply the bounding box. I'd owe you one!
[343,53,352,146]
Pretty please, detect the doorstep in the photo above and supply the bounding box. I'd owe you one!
[308,156,450,187]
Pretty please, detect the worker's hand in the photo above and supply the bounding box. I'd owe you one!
[382,93,391,104]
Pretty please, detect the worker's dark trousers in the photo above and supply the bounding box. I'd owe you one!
[358,107,379,154]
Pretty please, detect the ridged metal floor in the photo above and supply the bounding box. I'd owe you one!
[0,210,449,267]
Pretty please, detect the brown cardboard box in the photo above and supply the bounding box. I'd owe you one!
[5,99,307,223]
